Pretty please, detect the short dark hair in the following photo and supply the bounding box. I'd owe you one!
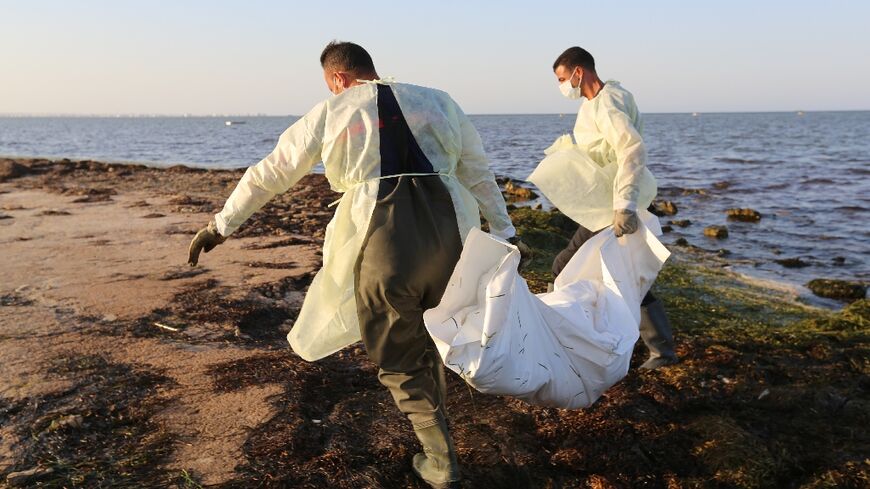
[320,41,376,74]
[552,47,596,73]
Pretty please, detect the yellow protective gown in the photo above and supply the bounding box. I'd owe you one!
[528,80,656,231]
[214,80,516,361]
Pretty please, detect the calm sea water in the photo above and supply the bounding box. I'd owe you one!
[1,112,868,289]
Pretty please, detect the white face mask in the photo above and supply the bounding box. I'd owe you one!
[559,70,582,99]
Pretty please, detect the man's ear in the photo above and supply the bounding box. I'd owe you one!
[335,71,349,90]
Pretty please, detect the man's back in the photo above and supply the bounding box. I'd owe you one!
[313,82,465,189]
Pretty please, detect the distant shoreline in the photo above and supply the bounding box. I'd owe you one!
[2,109,869,118]
[2,156,863,309]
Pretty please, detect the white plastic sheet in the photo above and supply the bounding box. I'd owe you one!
[423,211,670,409]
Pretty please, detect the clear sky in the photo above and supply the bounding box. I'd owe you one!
[2,0,868,115]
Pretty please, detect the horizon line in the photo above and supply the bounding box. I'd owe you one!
[1,109,869,118]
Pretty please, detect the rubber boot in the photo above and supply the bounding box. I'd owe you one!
[411,413,460,489]
[639,299,678,369]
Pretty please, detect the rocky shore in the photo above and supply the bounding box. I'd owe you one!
[1,158,867,488]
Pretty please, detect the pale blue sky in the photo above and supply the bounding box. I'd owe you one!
[2,1,868,115]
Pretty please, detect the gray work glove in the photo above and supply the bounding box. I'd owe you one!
[508,236,534,271]
[188,221,226,266]
[613,209,639,237]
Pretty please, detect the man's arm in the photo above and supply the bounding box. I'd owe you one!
[214,102,326,237]
[453,103,517,240]
[596,96,647,212]
[188,103,325,266]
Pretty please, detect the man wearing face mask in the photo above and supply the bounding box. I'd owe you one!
[550,46,678,370]
[187,41,528,488]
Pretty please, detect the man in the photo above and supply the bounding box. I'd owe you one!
[551,46,678,370]
[187,41,525,488]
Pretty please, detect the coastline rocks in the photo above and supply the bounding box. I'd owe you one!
[774,257,810,268]
[704,225,728,239]
[504,180,538,200]
[0,160,30,182]
[6,467,55,487]
[726,208,762,222]
[806,279,868,301]
[649,200,678,217]
[669,219,692,228]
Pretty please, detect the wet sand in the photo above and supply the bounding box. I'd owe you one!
[1,158,867,488]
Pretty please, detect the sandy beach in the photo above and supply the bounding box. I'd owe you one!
[1,158,867,488]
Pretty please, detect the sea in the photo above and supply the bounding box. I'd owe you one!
[1,111,868,293]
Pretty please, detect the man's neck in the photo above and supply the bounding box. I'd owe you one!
[581,76,605,100]
[349,72,380,88]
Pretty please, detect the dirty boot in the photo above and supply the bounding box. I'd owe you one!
[412,414,460,489]
[639,299,678,369]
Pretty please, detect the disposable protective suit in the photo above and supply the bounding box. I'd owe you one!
[528,80,657,231]
[214,80,516,362]
[214,79,516,487]
[531,79,678,371]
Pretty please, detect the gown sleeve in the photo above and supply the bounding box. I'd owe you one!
[453,101,517,240]
[595,94,647,212]
[214,102,326,236]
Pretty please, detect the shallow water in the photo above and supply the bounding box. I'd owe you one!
[1,111,868,287]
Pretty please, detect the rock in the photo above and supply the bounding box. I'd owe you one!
[674,238,690,246]
[6,467,54,486]
[712,181,732,190]
[0,160,30,182]
[726,208,762,222]
[774,257,810,268]
[661,225,673,233]
[649,200,678,216]
[504,181,538,200]
[166,164,204,173]
[681,188,707,196]
[704,225,728,239]
[168,195,208,206]
[717,249,732,257]
[38,209,71,216]
[50,414,84,430]
[669,219,692,227]
[806,279,867,301]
